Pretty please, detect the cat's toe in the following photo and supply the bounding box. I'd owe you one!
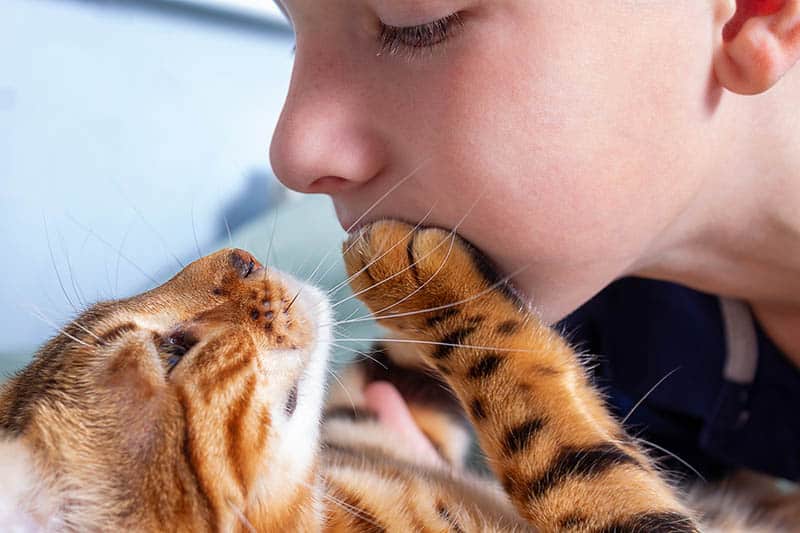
[343,220,516,332]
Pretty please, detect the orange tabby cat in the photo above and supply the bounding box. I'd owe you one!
[0,221,792,531]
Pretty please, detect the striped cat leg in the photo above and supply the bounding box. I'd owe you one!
[343,221,699,532]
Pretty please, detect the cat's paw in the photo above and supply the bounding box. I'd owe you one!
[342,220,520,334]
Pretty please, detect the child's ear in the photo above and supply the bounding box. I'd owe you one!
[714,0,800,94]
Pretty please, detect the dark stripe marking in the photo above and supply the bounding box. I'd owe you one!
[461,238,526,307]
[591,511,698,533]
[559,514,590,529]
[465,314,486,327]
[255,406,271,451]
[525,443,640,501]
[425,308,459,327]
[407,232,420,283]
[432,327,477,360]
[324,406,379,423]
[98,322,138,344]
[437,502,465,533]
[470,398,487,420]
[199,349,252,403]
[467,354,502,379]
[176,388,218,529]
[503,418,545,455]
[225,374,255,492]
[362,260,378,286]
[329,485,387,533]
[496,320,522,335]
[436,363,452,375]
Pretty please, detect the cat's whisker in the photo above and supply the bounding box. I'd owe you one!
[71,323,105,346]
[303,248,336,289]
[190,199,203,260]
[60,234,88,309]
[330,225,452,309]
[621,367,681,425]
[114,219,135,297]
[289,246,318,283]
[329,341,388,370]
[321,263,530,328]
[309,158,432,288]
[332,306,364,326]
[67,214,159,286]
[280,248,301,277]
[326,203,437,297]
[285,289,302,312]
[110,178,185,269]
[43,216,79,313]
[633,436,706,482]
[77,229,96,300]
[297,478,384,529]
[333,337,544,355]
[361,230,456,316]
[66,319,104,345]
[331,327,355,343]
[24,306,92,348]
[103,254,114,299]
[265,210,279,268]
[227,500,257,533]
[28,303,106,346]
[223,213,234,250]
[325,367,357,413]
[330,185,486,309]
[346,157,431,234]
[373,188,486,315]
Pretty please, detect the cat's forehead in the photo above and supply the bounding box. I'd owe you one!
[123,249,288,317]
[71,248,328,348]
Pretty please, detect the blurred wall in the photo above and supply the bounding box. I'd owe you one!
[0,0,295,359]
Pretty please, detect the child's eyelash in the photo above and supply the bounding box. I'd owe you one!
[377,12,463,58]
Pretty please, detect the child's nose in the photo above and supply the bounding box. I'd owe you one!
[269,69,387,195]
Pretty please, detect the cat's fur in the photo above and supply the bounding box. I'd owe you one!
[0,221,795,531]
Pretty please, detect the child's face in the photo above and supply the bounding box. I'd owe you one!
[270,1,722,321]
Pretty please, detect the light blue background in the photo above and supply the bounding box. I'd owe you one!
[0,0,337,367]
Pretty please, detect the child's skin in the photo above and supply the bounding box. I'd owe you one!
[269,0,800,371]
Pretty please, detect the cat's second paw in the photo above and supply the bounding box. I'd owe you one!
[343,220,520,334]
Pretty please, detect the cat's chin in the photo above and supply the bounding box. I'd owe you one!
[258,275,332,491]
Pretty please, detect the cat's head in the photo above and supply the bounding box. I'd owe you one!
[0,249,331,531]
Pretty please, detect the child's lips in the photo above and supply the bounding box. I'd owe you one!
[338,211,371,234]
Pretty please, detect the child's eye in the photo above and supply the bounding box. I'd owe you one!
[377,12,463,58]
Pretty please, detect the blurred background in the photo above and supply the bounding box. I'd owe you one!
[1,0,375,373]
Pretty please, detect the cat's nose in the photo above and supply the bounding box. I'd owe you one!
[228,249,264,279]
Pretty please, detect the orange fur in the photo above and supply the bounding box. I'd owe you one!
[0,224,795,531]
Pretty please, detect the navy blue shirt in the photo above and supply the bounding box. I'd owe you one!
[558,278,800,482]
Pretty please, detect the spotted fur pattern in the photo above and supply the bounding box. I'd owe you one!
[338,221,699,532]
[0,222,794,531]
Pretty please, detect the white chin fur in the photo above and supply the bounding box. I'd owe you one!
[258,275,332,497]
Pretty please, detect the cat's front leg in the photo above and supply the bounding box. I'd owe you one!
[343,220,699,532]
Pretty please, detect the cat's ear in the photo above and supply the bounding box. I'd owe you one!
[99,337,176,457]
[714,0,800,94]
